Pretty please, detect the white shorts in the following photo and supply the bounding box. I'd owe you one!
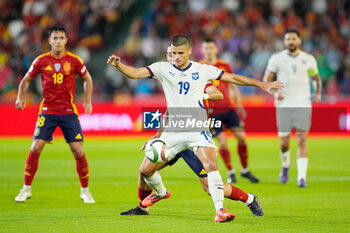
[159,130,216,160]
[276,107,312,137]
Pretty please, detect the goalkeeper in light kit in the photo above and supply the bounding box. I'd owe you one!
[14,26,95,203]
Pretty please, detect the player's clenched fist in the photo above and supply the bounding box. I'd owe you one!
[15,98,25,110]
[107,55,121,67]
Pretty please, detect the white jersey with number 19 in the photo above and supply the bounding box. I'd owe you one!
[266,50,318,107]
[146,61,223,127]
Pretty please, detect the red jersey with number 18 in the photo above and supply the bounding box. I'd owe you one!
[27,51,88,115]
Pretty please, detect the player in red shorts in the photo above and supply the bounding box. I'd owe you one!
[14,26,95,203]
[200,38,259,183]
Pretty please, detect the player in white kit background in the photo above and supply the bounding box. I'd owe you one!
[108,35,283,222]
[263,28,322,188]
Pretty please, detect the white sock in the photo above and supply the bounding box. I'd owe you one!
[207,170,224,213]
[228,169,236,175]
[297,157,308,181]
[139,206,149,213]
[280,150,291,168]
[81,187,89,192]
[23,185,31,190]
[143,171,167,197]
[245,193,254,205]
[240,168,249,174]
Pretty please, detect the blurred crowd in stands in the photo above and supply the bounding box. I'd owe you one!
[1,0,350,104]
[106,0,350,102]
[0,0,136,103]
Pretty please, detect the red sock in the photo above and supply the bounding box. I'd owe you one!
[219,148,233,171]
[228,184,248,202]
[138,188,152,207]
[24,151,41,185]
[75,154,89,188]
[237,144,248,169]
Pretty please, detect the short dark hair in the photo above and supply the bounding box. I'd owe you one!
[203,38,216,44]
[48,26,67,37]
[171,35,190,47]
[284,28,300,38]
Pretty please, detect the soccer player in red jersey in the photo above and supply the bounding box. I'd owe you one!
[200,38,259,184]
[14,26,95,203]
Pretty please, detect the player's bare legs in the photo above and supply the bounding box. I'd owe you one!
[15,139,46,202]
[232,128,259,183]
[296,130,308,187]
[279,134,291,184]
[195,146,237,222]
[68,141,95,203]
[216,132,236,182]
[196,146,263,220]
[139,157,171,207]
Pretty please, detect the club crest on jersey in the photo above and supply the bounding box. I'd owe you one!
[54,63,61,72]
[192,72,199,80]
[63,61,71,74]
[302,59,307,65]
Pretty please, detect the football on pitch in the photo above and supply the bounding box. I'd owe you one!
[145,138,171,163]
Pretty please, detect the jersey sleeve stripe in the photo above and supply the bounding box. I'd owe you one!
[145,66,154,77]
[67,52,84,64]
[216,70,224,80]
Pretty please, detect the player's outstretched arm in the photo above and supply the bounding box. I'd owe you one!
[81,72,93,114]
[220,72,283,95]
[205,86,223,101]
[107,55,150,79]
[15,75,32,110]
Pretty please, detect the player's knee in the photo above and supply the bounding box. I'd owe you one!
[219,144,228,150]
[203,162,218,172]
[71,147,84,158]
[139,167,154,178]
[31,142,44,154]
[298,138,307,148]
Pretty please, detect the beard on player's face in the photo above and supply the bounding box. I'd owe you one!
[287,44,298,53]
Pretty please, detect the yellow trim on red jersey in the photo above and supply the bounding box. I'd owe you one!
[70,92,79,118]
[38,98,45,115]
[33,52,51,65]
[66,51,84,65]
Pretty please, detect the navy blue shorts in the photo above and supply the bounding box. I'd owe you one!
[33,113,84,143]
[210,109,244,137]
[167,149,207,178]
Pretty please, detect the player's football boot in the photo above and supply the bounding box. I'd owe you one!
[298,179,307,188]
[247,194,264,217]
[280,167,289,184]
[141,190,171,207]
[15,188,32,202]
[227,173,236,183]
[120,206,149,215]
[241,171,259,183]
[214,208,236,222]
[80,189,95,203]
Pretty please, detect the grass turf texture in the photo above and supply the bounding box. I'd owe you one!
[0,137,349,233]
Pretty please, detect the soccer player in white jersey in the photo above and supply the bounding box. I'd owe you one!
[108,35,282,222]
[263,29,322,188]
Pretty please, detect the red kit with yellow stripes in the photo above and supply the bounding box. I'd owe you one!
[27,51,87,143]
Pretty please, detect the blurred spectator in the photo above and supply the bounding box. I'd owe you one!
[1,0,350,103]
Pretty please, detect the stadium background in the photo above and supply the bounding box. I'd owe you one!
[0,0,349,136]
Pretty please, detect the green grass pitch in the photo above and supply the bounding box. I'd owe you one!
[0,137,349,233]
